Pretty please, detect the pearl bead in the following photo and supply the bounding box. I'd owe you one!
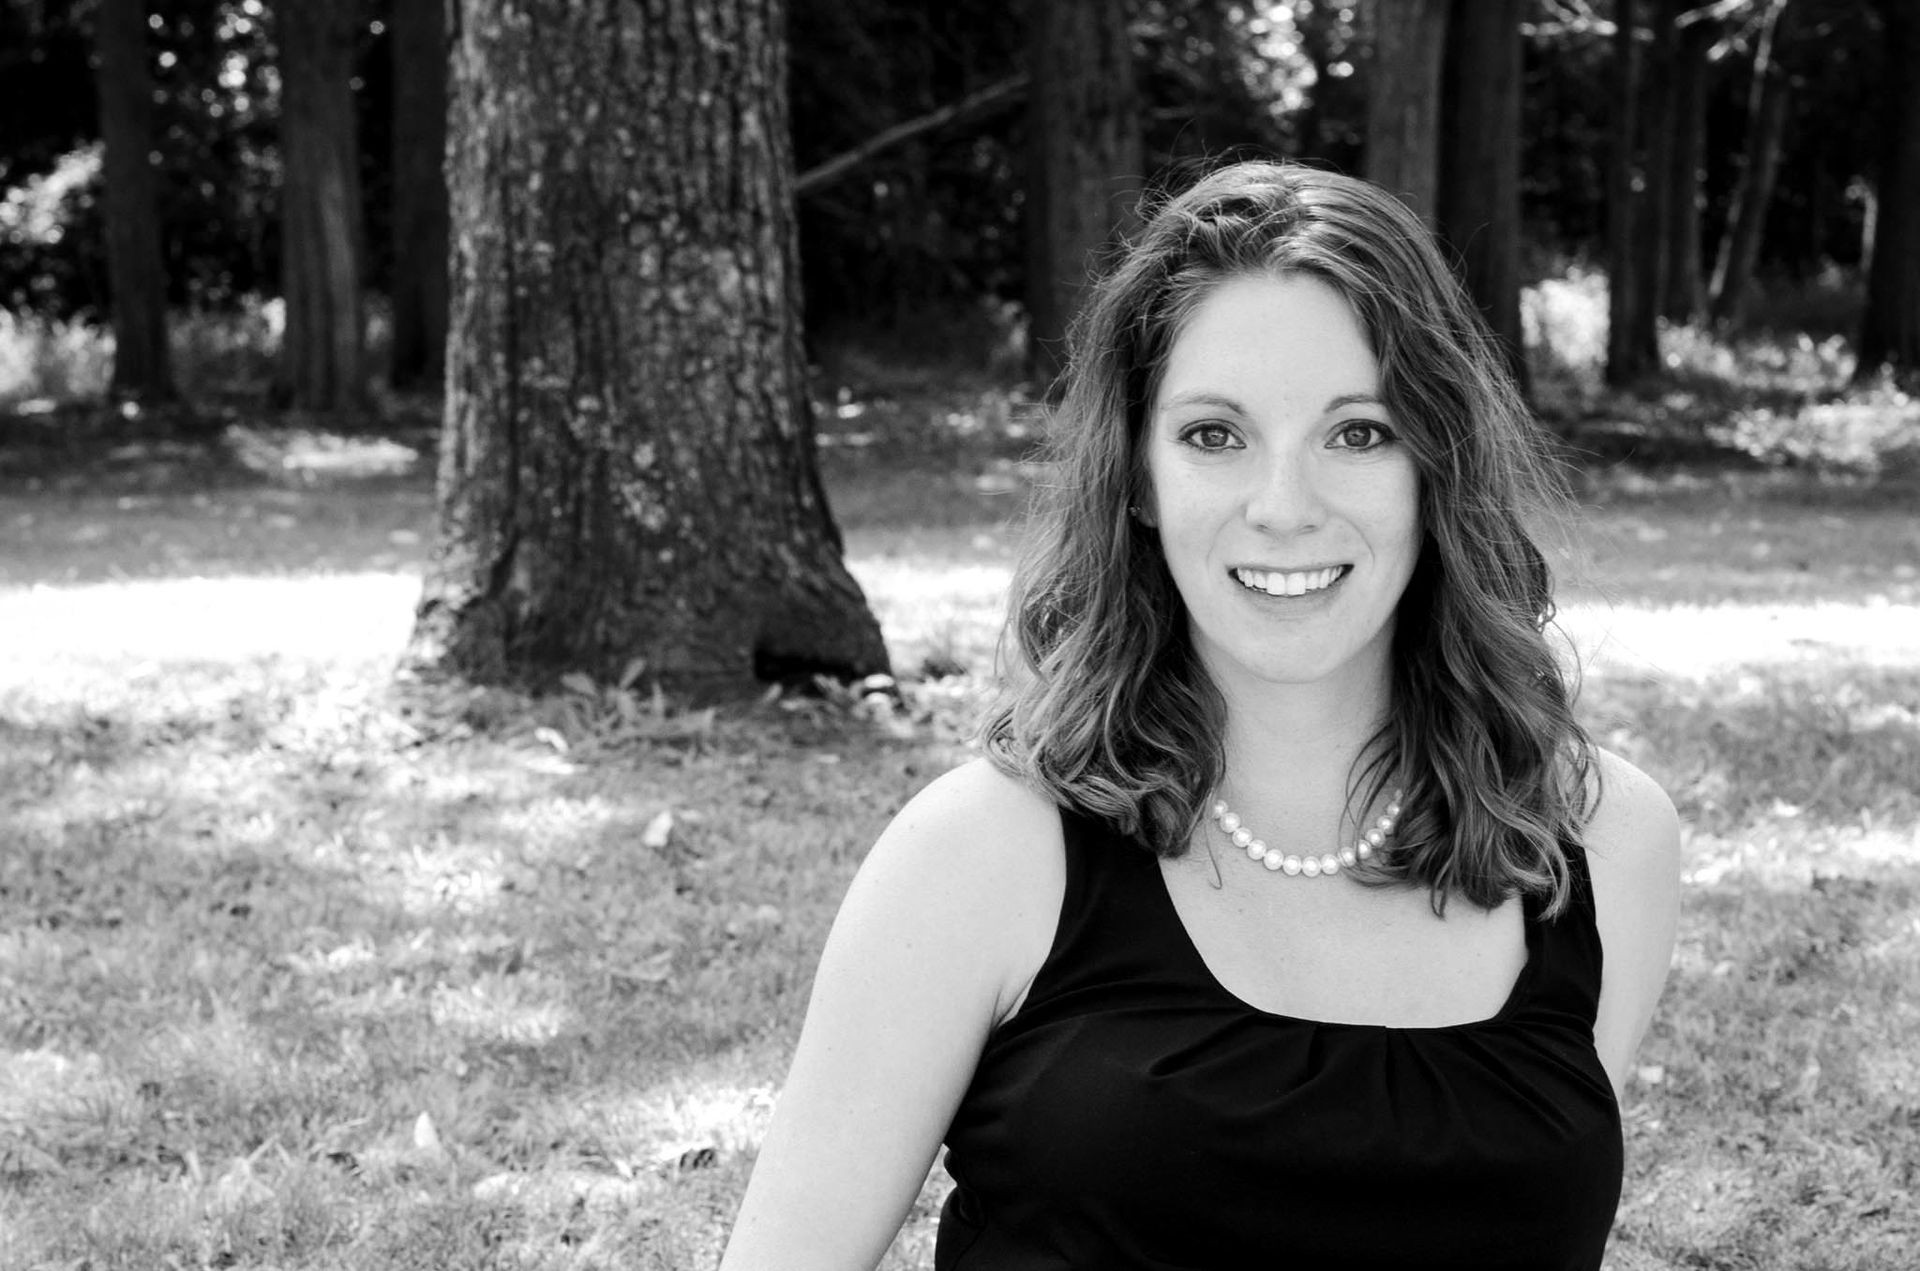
[1207,788,1406,882]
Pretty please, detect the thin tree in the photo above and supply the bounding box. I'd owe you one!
[274,0,366,412]
[1709,0,1794,328]
[1025,0,1142,390]
[389,0,449,391]
[1437,0,1526,386]
[407,0,888,692]
[1661,4,1718,321]
[1606,0,1660,384]
[1857,0,1920,383]
[1362,0,1450,225]
[1627,0,1679,353]
[93,0,174,403]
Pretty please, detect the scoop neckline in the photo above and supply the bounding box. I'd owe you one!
[1148,852,1544,1033]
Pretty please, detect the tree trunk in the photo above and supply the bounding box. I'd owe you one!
[1025,0,1142,390]
[1856,0,1920,383]
[275,0,366,412]
[1661,10,1714,321]
[407,0,888,694]
[1628,0,1677,354]
[1709,0,1793,328]
[93,0,174,404]
[1606,0,1659,384]
[1363,0,1450,225]
[1437,0,1525,387]
[389,0,449,391]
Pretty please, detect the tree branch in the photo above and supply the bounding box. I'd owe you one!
[795,73,1029,199]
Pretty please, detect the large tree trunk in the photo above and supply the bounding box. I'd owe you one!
[1437,0,1525,387]
[1856,0,1920,383]
[1363,0,1450,226]
[1025,0,1141,390]
[389,0,449,391]
[275,0,366,412]
[1661,9,1715,322]
[1606,0,1659,384]
[93,0,174,404]
[407,0,888,694]
[1709,0,1793,328]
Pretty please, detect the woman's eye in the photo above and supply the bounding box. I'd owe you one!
[1333,421,1393,450]
[1180,422,1238,451]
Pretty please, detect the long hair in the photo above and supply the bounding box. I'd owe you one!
[981,161,1594,916]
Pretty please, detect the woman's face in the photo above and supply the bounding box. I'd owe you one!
[1143,271,1422,700]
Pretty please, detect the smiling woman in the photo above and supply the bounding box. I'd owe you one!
[717,162,1682,1271]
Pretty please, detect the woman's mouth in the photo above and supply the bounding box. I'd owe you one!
[1232,565,1350,597]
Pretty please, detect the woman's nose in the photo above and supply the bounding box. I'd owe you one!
[1244,449,1327,533]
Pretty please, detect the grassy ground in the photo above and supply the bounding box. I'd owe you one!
[2,343,1918,1268]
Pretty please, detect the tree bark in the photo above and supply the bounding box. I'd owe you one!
[1606,0,1659,384]
[389,0,450,391]
[274,0,367,412]
[1437,0,1525,387]
[1709,0,1793,328]
[1363,0,1450,226]
[407,0,888,694]
[1025,0,1142,390]
[93,0,174,404]
[1661,9,1715,321]
[1856,0,1920,383]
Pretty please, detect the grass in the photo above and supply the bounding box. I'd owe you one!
[2,318,1918,1267]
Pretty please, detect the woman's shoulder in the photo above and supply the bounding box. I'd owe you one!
[1580,746,1682,889]
[856,758,1068,1018]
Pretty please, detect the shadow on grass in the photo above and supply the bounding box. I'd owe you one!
[0,683,944,1269]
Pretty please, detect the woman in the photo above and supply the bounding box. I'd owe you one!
[719,162,1681,1270]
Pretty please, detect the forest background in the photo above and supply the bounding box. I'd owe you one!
[2,1,1918,1269]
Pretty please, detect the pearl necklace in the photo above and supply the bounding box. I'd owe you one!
[1209,789,1403,878]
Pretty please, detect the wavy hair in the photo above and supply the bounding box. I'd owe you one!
[981,161,1595,916]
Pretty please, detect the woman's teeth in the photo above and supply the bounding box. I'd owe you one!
[1235,566,1344,597]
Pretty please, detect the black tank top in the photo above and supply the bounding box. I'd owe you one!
[936,809,1623,1270]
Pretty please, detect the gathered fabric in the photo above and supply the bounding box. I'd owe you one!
[936,809,1622,1270]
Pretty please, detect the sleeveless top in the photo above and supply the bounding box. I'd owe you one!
[935,809,1623,1270]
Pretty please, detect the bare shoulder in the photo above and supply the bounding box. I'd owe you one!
[1581,746,1683,896]
[853,757,1066,1021]
[1579,746,1683,1094]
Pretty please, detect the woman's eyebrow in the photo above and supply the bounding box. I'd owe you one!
[1157,389,1386,413]
[1155,390,1248,415]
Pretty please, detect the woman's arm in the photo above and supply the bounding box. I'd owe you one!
[1582,747,1684,1100]
[717,759,1065,1271]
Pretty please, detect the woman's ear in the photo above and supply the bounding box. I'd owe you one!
[1129,502,1157,528]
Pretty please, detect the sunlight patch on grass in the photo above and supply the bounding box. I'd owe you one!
[0,572,418,672]
[1562,600,1920,680]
